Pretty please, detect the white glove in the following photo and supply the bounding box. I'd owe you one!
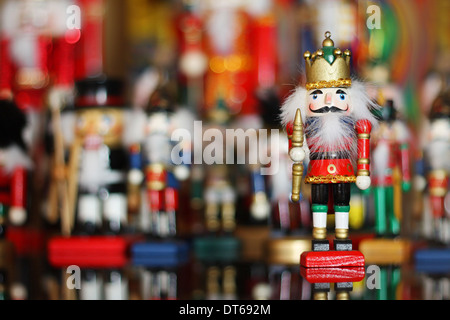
[250,198,270,221]
[289,147,305,163]
[356,175,371,190]
[174,165,190,181]
[128,169,144,185]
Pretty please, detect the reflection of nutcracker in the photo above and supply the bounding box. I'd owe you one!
[200,98,237,234]
[61,78,129,235]
[204,164,236,234]
[424,84,450,243]
[0,100,32,228]
[371,99,411,236]
[281,32,379,252]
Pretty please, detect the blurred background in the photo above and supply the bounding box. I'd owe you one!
[0,0,448,300]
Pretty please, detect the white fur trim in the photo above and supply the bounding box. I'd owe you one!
[279,85,307,128]
[122,109,146,146]
[170,107,196,133]
[1,146,32,173]
[392,120,410,142]
[346,79,380,128]
[132,68,160,109]
[279,79,380,129]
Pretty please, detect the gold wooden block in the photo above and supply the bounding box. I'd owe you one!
[359,238,411,265]
[266,237,311,266]
[234,226,270,262]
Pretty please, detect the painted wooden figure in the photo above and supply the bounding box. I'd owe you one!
[0,0,76,108]
[371,98,411,237]
[60,78,129,235]
[0,99,32,228]
[281,32,378,267]
[423,83,450,244]
[125,69,193,238]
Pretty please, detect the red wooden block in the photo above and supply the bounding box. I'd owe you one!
[300,266,365,283]
[300,250,365,268]
[48,236,128,268]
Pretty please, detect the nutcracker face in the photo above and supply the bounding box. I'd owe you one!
[306,87,351,117]
[75,108,124,147]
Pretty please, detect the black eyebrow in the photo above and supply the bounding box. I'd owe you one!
[336,89,347,94]
[310,90,323,95]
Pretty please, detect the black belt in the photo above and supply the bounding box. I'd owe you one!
[309,152,348,160]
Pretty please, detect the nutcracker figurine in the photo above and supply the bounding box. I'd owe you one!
[281,32,378,267]
[126,70,193,238]
[424,83,450,244]
[371,98,411,237]
[0,99,32,228]
[0,0,76,108]
[60,77,129,235]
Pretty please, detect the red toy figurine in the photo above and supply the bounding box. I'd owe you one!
[280,32,379,267]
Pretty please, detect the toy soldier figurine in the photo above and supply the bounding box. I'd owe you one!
[281,32,378,266]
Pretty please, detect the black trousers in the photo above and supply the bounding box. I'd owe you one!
[311,183,351,207]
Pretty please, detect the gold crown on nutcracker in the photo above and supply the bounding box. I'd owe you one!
[304,31,352,90]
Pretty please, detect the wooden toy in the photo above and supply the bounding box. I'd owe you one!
[280,32,379,267]
[300,266,365,300]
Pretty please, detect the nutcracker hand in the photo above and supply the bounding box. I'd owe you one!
[289,147,305,163]
[356,175,371,190]
[128,169,144,185]
[174,165,190,181]
[413,175,426,192]
[9,207,27,226]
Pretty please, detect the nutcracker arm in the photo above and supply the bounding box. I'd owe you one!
[0,38,13,96]
[9,167,27,225]
[356,119,372,190]
[399,141,411,191]
[128,144,144,185]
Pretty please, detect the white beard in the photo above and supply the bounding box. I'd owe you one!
[207,8,238,55]
[305,113,357,163]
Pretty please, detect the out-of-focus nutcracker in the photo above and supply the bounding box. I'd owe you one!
[371,98,411,236]
[60,78,129,235]
[0,99,32,228]
[176,0,208,110]
[126,70,193,238]
[424,82,450,243]
[0,0,77,108]
[281,32,379,266]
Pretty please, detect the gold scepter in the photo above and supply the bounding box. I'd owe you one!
[291,109,304,202]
